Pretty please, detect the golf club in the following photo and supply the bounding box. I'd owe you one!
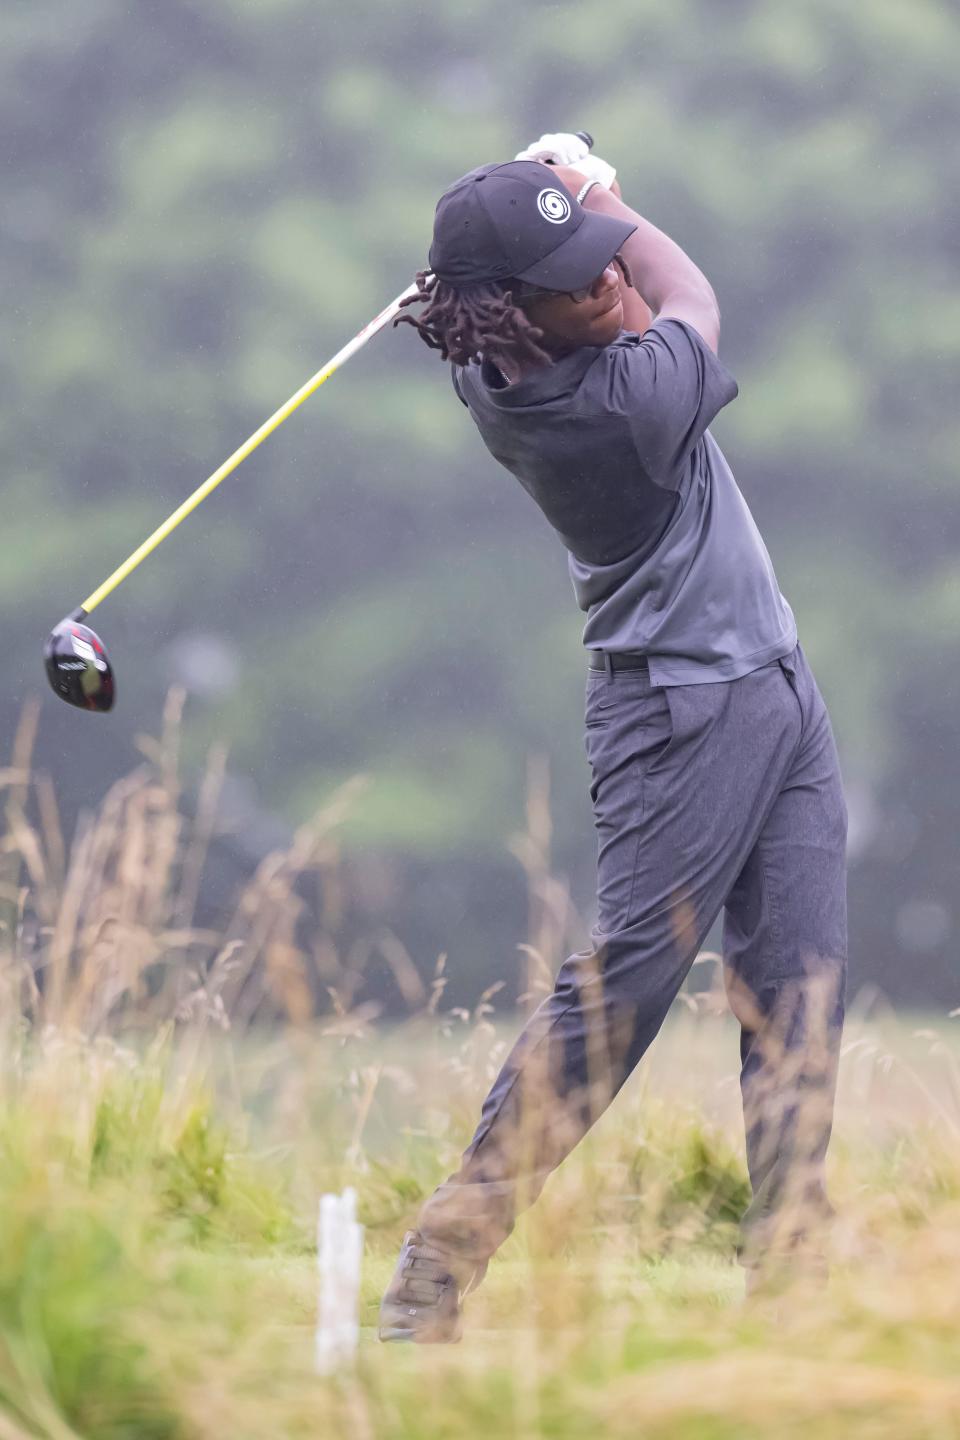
[44,131,594,713]
[43,283,420,711]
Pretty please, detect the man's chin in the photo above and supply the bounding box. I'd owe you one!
[541,311,623,354]
[591,310,624,346]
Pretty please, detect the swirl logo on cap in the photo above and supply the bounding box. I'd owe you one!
[536,188,571,224]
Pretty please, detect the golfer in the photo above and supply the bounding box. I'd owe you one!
[380,134,847,1343]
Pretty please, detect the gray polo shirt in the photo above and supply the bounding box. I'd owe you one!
[452,317,796,685]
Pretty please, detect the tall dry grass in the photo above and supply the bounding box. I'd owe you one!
[0,698,959,1438]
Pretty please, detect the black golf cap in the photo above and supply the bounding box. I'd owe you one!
[429,160,637,291]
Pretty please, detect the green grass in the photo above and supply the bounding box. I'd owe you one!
[2,713,959,1437]
[0,1014,958,1439]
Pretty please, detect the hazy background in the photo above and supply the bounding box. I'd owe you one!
[4,0,958,1007]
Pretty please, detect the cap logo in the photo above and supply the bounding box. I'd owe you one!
[536,188,571,225]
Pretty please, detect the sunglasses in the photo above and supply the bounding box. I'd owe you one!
[508,280,597,305]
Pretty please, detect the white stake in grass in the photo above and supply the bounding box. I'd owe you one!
[316,1188,364,1374]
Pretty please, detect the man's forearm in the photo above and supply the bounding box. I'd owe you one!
[618,273,654,334]
[605,179,652,331]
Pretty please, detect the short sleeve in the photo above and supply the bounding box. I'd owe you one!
[607,319,738,489]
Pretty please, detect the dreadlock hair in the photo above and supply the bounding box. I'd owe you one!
[394,270,553,372]
[393,253,636,376]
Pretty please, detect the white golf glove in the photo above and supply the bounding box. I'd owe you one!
[515,130,591,166]
[514,131,617,191]
[567,152,617,192]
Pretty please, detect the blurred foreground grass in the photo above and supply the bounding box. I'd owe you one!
[2,701,960,1438]
[0,1014,959,1439]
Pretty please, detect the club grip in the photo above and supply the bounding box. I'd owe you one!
[575,131,595,150]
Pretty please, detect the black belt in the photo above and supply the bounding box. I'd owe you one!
[587,650,649,672]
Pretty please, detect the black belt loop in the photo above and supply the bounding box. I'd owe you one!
[604,650,614,681]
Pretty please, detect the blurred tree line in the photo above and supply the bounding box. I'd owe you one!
[3,0,958,1005]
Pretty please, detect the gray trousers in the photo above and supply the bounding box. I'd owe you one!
[420,645,848,1272]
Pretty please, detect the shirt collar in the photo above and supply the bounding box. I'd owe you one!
[475,342,608,407]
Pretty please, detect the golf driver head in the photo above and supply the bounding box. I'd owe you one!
[44,611,115,712]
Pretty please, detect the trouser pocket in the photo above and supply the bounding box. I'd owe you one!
[584,682,678,809]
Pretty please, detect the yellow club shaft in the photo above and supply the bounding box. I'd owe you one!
[80,281,421,616]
